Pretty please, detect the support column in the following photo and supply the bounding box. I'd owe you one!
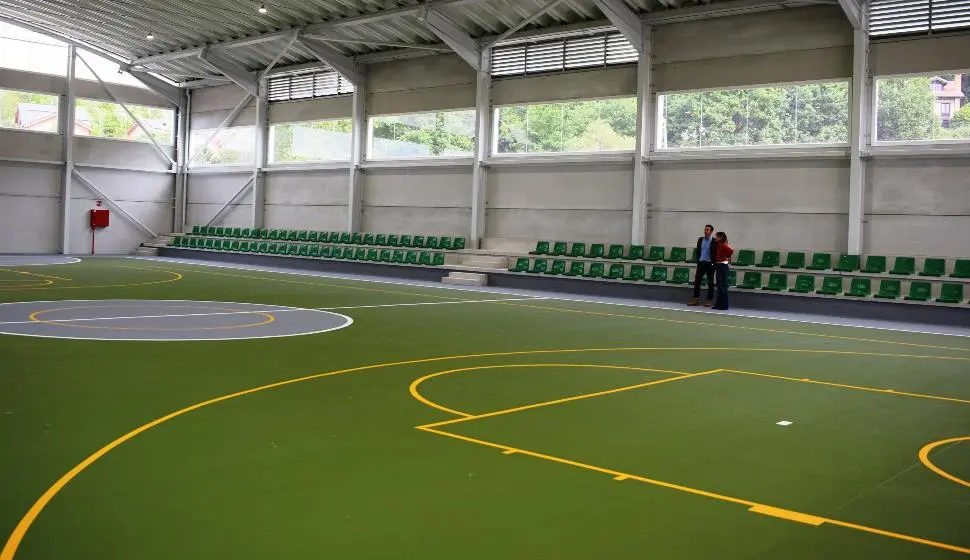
[253,78,269,229]
[348,73,367,232]
[847,25,870,255]
[59,45,76,254]
[470,48,492,249]
[631,24,653,246]
[173,88,189,232]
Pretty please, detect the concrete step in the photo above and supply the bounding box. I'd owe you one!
[459,254,508,268]
[134,247,158,256]
[442,271,487,286]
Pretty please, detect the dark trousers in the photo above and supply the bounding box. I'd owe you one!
[693,261,715,300]
[714,263,730,310]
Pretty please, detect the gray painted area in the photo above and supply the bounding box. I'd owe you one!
[492,67,637,106]
[0,129,64,162]
[362,168,471,235]
[73,137,173,169]
[367,54,475,115]
[871,34,970,76]
[865,158,970,258]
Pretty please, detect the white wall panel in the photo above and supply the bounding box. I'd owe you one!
[186,172,254,227]
[865,216,970,258]
[0,68,65,95]
[186,202,253,228]
[488,164,633,210]
[268,96,352,124]
[73,137,173,169]
[0,163,60,253]
[649,211,848,252]
[264,170,347,231]
[0,130,63,162]
[492,67,637,106]
[73,78,171,107]
[487,208,632,243]
[363,168,471,208]
[362,206,470,235]
[265,205,346,231]
[367,54,475,115]
[871,34,970,76]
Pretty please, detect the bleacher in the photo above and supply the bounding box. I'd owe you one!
[506,241,970,305]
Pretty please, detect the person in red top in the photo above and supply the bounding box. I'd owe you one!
[713,232,734,310]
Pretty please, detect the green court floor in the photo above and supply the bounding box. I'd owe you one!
[1,258,968,559]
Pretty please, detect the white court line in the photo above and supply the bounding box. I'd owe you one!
[0,298,545,326]
[125,256,970,339]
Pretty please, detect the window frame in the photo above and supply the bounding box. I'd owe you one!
[0,87,61,135]
[654,78,853,153]
[871,69,970,146]
[267,117,355,165]
[366,108,477,161]
[490,94,639,158]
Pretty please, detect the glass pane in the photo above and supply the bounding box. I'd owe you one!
[270,120,353,163]
[526,103,564,153]
[794,83,850,144]
[496,106,529,154]
[369,110,475,159]
[876,74,970,141]
[661,92,703,148]
[0,89,59,132]
[699,90,748,147]
[0,22,67,76]
[76,99,174,144]
[190,126,255,165]
[563,98,636,152]
[744,86,793,146]
[75,50,147,88]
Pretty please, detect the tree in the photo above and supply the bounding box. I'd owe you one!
[950,104,970,128]
[0,90,59,128]
[496,98,636,154]
[875,77,939,141]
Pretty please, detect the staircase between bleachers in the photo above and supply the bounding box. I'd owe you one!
[442,271,488,286]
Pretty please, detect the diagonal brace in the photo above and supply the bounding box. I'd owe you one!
[121,68,181,108]
[296,36,365,85]
[418,7,481,70]
[206,176,255,227]
[838,0,865,29]
[199,49,259,96]
[592,0,644,52]
[72,170,158,238]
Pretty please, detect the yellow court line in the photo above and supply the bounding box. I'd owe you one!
[499,301,970,354]
[417,426,970,555]
[0,267,182,292]
[723,369,970,406]
[409,363,693,418]
[27,304,274,332]
[918,437,970,489]
[1,346,966,560]
[0,268,71,281]
[132,265,464,301]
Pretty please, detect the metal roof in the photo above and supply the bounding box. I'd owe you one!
[0,0,821,85]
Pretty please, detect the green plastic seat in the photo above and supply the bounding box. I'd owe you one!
[419,252,433,266]
[528,259,549,274]
[233,228,244,238]
[256,242,269,253]
[670,267,691,284]
[509,257,530,272]
[734,250,756,267]
[545,260,567,275]
[763,273,787,291]
[690,248,698,263]
[570,242,586,257]
[453,238,466,250]
[367,248,380,261]
[565,262,585,277]
[378,249,391,262]
[887,256,914,275]
[432,253,445,266]
[255,228,267,239]
[605,263,625,279]
[530,241,550,255]
[240,228,251,238]
[647,266,667,283]
[862,255,887,274]
[950,259,970,278]
[308,245,321,258]
[625,265,646,282]
[439,236,452,250]
[230,241,241,251]
[267,229,280,240]
[265,242,278,254]
[807,253,832,271]
[214,227,226,236]
[587,244,605,258]
[339,232,352,244]
[363,233,375,245]
[920,258,946,277]
[606,244,625,259]
[550,241,568,256]
[816,276,843,295]
[373,234,387,246]
[844,278,872,297]
[286,230,298,241]
[191,225,202,235]
[781,252,806,269]
[392,250,406,263]
[204,226,217,236]
[295,231,307,242]
[874,279,901,299]
[349,232,362,244]
[204,239,215,249]
[834,254,860,272]
[317,232,331,243]
[387,234,400,247]
[425,236,439,250]
[306,231,319,243]
[299,245,311,257]
[319,246,333,258]
[665,247,688,263]
[411,235,426,248]
[355,248,368,260]
[789,275,815,293]
[584,263,605,278]
[287,244,300,256]
[399,235,412,247]
[905,281,932,302]
[625,245,645,261]
[646,246,665,261]
[727,269,737,287]
[405,251,418,264]
[937,283,964,304]
[738,271,762,289]
[758,251,781,268]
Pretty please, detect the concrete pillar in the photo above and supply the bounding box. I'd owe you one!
[59,45,76,254]
[173,89,189,233]
[470,48,492,249]
[847,25,871,255]
[631,24,653,246]
[253,79,269,229]
[348,72,367,232]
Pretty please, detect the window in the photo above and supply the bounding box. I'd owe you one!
[870,0,970,36]
[491,30,637,77]
[0,89,59,133]
[657,82,850,150]
[189,126,256,166]
[75,99,174,144]
[269,119,353,163]
[0,22,67,75]
[267,70,354,103]
[368,110,475,159]
[495,98,637,155]
[75,50,148,89]
[875,73,970,142]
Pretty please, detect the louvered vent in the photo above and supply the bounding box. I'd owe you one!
[869,0,970,35]
[267,69,354,103]
[491,30,637,77]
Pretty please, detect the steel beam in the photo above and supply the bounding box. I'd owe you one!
[73,170,158,238]
[60,45,76,255]
[847,25,870,254]
[592,0,644,52]
[418,7,481,70]
[205,176,255,228]
[348,76,367,232]
[297,37,366,85]
[199,49,259,96]
[301,35,452,52]
[632,23,653,246]
[838,0,864,28]
[484,0,570,48]
[470,49,492,248]
[253,80,269,230]
[174,89,190,232]
[124,70,182,108]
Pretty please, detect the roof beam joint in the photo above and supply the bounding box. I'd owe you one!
[591,0,643,52]
[417,7,481,70]
[296,36,366,86]
[198,48,259,96]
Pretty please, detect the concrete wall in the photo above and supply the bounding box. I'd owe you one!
[185,171,253,229]
[265,169,348,231]
[865,158,970,258]
[0,160,62,253]
[362,167,471,235]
